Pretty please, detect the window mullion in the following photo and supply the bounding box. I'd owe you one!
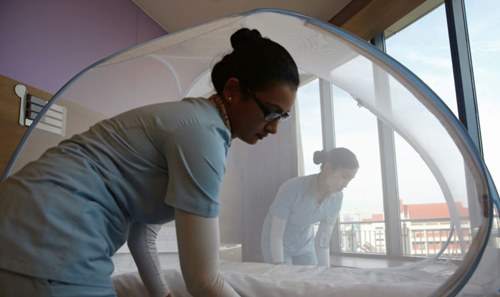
[319,79,336,150]
[371,33,403,257]
[445,0,483,236]
[318,78,341,253]
[445,0,482,154]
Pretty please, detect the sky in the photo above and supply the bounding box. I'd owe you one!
[296,1,499,218]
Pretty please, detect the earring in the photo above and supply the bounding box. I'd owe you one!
[228,97,232,102]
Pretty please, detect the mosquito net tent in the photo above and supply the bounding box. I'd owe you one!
[3,9,499,297]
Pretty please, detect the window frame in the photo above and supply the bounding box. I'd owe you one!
[318,0,482,261]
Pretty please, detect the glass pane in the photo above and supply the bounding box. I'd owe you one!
[297,78,323,176]
[386,4,458,117]
[386,3,473,259]
[465,0,500,197]
[395,134,470,258]
[333,86,385,254]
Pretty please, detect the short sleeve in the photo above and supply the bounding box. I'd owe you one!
[164,124,229,218]
[269,180,297,220]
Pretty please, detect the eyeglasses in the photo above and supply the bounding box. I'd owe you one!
[246,89,290,123]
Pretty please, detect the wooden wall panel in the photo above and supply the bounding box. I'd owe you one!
[329,0,372,27]
[0,75,53,178]
[330,0,426,40]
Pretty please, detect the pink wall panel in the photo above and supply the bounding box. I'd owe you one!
[0,0,167,94]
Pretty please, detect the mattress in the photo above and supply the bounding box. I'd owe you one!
[112,259,486,297]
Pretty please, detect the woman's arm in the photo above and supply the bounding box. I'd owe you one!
[175,208,240,297]
[314,220,334,267]
[266,179,299,265]
[269,215,287,264]
[128,222,170,297]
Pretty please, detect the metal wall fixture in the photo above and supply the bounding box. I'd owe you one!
[15,84,67,137]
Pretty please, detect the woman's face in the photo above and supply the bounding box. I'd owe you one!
[225,80,296,145]
[325,165,358,193]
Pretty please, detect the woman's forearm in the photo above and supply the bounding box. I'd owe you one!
[128,222,170,297]
[175,209,240,297]
[314,221,334,267]
[269,215,287,264]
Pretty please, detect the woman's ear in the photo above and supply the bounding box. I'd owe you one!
[223,77,242,104]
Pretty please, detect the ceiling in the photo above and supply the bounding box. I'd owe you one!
[132,0,352,33]
[133,0,444,40]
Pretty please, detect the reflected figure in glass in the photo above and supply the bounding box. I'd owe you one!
[261,147,359,266]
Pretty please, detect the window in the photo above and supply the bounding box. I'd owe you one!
[465,0,500,192]
[386,5,458,117]
[297,3,491,259]
[393,134,467,257]
[333,86,385,254]
[296,78,323,176]
[385,3,470,258]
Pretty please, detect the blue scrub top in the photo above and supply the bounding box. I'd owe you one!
[261,174,343,257]
[0,97,231,287]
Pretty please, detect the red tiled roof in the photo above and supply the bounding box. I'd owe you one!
[362,213,384,221]
[360,201,469,221]
[406,202,469,219]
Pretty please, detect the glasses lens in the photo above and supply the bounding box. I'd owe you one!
[264,112,290,123]
[264,113,281,122]
[278,113,290,123]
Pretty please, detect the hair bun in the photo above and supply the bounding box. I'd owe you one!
[230,28,262,50]
[313,150,326,165]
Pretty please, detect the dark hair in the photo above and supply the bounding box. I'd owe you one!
[211,28,299,96]
[313,148,359,171]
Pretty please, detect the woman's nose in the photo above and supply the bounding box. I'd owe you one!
[265,120,279,134]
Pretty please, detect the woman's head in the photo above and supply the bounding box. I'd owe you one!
[211,28,299,144]
[314,148,359,193]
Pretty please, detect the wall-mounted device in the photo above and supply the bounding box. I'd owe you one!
[15,84,67,137]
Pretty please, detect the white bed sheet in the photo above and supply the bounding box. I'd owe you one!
[112,260,486,297]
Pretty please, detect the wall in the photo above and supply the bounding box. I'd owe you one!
[8,96,108,176]
[236,109,299,262]
[0,0,167,95]
[0,0,166,176]
[0,75,41,176]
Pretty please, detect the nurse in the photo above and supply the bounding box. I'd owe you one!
[261,148,359,266]
[0,28,299,297]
